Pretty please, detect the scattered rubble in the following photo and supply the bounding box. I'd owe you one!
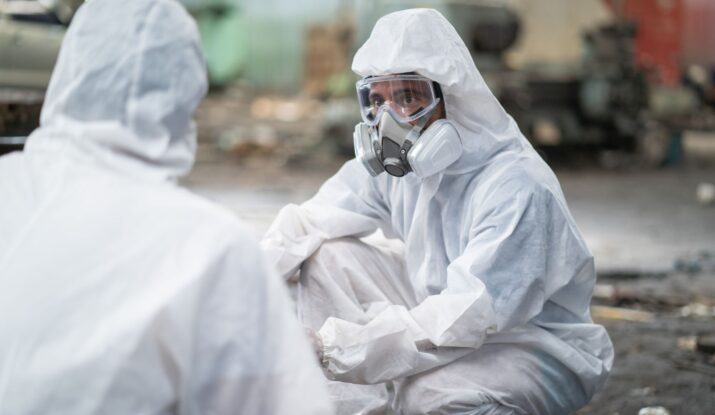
[696,182,715,205]
[638,407,670,415]
[591,305,655,323]
[676,335,697,351]
[696,334,715,354]
[680,302,715,318]
[674,250,715,274]
[195,84,349,167]
[583,268,715,414]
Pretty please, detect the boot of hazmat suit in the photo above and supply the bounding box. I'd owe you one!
[0,0,331,414]
[261,8,613,415]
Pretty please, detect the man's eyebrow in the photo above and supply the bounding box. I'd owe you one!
[369,91,385,100]
[392,87,420,97]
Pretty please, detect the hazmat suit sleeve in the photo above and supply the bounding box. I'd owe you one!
[261,160,391,280]
[179,227,332,414]
[318,177,587,384]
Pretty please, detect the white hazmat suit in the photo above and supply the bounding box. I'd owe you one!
[261,9,613,415]
[0,0,331,414]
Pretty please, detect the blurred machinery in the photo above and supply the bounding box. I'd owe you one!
[180,0,247,87]
[0,0,246,155]
[3,0,713,164]
[447,0,712,165]
[0,0,79,152]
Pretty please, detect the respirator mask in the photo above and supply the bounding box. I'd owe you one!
[353,74,462,178]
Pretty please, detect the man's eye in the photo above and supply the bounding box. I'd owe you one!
[396,91,417,105]
[370,97,384,107]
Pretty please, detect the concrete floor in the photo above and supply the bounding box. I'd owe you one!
[560,166,715,273]
[183,136,715,275]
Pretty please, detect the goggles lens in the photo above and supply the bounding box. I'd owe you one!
[356,75,438,126]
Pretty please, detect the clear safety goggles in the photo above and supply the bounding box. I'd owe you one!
[356,74,440,126]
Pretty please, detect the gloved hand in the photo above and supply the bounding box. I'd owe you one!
[304,328,325,365]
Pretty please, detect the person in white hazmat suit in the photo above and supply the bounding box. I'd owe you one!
[0,0,331,414]
[261,9,614,415]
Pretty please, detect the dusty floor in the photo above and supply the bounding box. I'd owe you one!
[183,136,715,275]
[581,271,715,414]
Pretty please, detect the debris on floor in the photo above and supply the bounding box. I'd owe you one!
[674,250,715,274]
[638,407,671,415]
[591,305,656,322]
[581,268,715,414]
[696,182,715,205]
[696,333,715,354]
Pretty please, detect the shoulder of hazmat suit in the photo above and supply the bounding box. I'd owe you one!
[0,1,331,414]
[261,6,613,407]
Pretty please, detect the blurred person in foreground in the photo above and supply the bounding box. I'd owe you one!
[261,8,613,415]
[0,0,331,413]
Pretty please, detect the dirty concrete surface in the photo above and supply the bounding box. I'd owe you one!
[185,145,715,275]
[182,91,715,414]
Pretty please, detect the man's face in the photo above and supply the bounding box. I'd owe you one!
[421,99,446,130]
[367,77,446,129]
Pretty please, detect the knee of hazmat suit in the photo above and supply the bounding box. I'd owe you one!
[0,0,331,414]
[261,7,613,412]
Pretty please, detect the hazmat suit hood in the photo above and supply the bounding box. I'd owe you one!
[352,8,530,174]
[25,0,208,181]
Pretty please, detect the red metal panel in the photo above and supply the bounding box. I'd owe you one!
[682,0,715,67]
[604,0,684,85]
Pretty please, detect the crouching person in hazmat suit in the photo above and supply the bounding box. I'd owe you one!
[0,0,332,413]
[261,8,613,415]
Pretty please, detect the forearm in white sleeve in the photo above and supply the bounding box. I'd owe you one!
[318,268,498,384]
[261,161,390,280]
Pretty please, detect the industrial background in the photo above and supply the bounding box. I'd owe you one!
[2,0,714,413]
